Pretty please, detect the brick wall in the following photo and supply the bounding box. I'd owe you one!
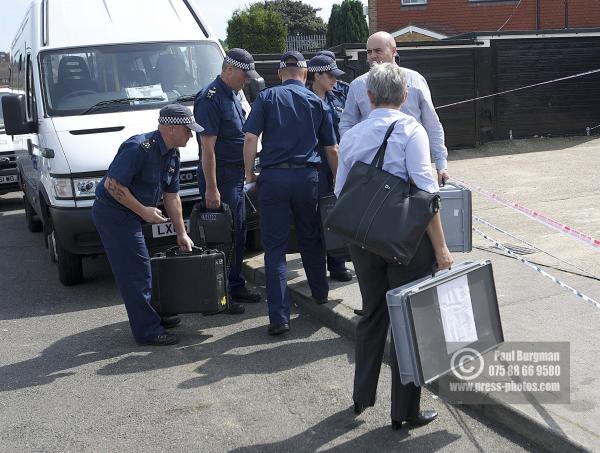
[368,0,378,33]
[372,0,600,37]
[395,31,437,42]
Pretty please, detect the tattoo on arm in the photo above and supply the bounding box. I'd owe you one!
[106,177,127,202]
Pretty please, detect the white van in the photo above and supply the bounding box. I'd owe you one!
[2,0,246,285]
[0,88,21,194]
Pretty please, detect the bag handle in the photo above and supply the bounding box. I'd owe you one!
[162,245,204,256]
[370,120,398,170]
[198,199,230,213]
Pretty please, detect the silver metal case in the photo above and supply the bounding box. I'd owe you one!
[386,260,503,386]
[440,183,472,252]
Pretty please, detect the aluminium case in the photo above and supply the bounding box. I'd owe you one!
[386,260,503,387]
[440,183,472,252]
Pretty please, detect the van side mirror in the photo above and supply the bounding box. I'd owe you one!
[245,77,266,103]
[1,94,37,135]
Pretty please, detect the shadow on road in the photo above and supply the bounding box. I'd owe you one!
[0,308,336,393]
[230,406,460,452]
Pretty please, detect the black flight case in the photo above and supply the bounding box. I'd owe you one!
[151,246,229,315]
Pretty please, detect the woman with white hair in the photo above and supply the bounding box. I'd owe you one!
[335,63,453,430]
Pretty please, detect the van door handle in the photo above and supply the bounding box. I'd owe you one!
[27,139,55,158]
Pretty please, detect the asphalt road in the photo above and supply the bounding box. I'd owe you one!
[0,191,544,452]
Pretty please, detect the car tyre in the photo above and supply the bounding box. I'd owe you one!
[49,229,84,286]
[23,195,43,232]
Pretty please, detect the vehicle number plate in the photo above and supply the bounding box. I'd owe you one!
[0,175,17,184]
[151,219,190,238]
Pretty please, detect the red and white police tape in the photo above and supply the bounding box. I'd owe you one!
[473,215,600,281]
[472,226,600,310]
[435,68,600,110]
[452,177,600,252]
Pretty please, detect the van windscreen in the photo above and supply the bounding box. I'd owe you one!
[40,41,223,116]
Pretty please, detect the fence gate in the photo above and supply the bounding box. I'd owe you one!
[286,34,326,52]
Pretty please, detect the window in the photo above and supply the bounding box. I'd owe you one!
[26,54,37,122]
[40,41,223,117]
[402,0,427,5]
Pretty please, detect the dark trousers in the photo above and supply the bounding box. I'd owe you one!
[350,236,435,421]
[258,167,328,325]
[317,161,346,274]
[92,200,164,343]
[197,163,246,295]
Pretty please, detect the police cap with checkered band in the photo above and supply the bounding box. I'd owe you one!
[224,48,260,79]
[279,51,308,69]
[307,54,345,77]
[158,104,204,133]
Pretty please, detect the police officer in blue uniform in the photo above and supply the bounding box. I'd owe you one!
[92,104,199,346]
[194,48,262,315]
[316,51,350,101]
[243,51,339,335]
[307,54,353,283]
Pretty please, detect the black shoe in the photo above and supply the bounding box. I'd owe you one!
[353,401,366,415]
[160,315,181,329]
[314,297,329,305]
[268,323,290,336]
[354,309,365,316]
[232,287,261,303]
[225,303,245,315]
[330,269,353,282]
[141,333,179,346]
[391,420,403,431]
[405,410,438,427]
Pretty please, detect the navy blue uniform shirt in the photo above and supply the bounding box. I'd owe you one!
[316,90,345,164]
[194,76,246,164]
[333,80,350,101]
[243,79,336,168]
[96,130,180,211]
[325,90,344,143]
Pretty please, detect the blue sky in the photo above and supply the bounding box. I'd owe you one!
[1,0,364,51]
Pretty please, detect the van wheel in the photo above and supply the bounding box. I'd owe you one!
[246,228,263,252]
[23,195,43,232]
[49,230,84,286]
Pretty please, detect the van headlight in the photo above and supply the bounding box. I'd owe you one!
[73,177,102,198]
[50,176,102,199]
[51,177,73,199]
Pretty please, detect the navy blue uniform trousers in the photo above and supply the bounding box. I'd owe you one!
[317,161,346,274]
[258,167,328,325]
[350,235,435,421]
[197,163,246,294]
[92,199,164,342]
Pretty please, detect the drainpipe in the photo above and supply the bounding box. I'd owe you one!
[565,0,569,29]
[536,0,541,30]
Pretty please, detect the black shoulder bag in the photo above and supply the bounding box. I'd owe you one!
[324,121,440,265]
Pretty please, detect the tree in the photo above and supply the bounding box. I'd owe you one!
[226,5,287,54]
[265,0,327,36]
[326,4,342,47]
[327,0,369,46]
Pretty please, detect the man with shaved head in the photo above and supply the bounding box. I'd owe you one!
[340,31,449,185]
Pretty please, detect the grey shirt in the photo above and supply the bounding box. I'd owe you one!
[335,108,439,197]
[339,66,448,171]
